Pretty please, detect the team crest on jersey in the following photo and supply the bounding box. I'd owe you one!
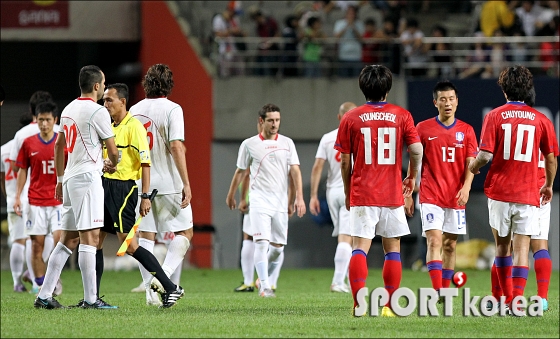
[140,150,150,161]
[454,132,465,148]
[426,213,434,223]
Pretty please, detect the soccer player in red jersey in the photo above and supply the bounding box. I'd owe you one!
[406,81,478,295]
[335,65,423,317]
[14,101,63,293]
[469,66,558,316]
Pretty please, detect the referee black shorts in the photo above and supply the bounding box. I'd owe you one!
[102,177,138,234]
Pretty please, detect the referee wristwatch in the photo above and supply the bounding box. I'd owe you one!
[141,192,151,199]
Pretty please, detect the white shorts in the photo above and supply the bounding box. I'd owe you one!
[8,212,27,244]
[24,204,63,236]
[62,172,105,231]
[250,208,288,245]
[531,201,551,240]
[420,203,467,237]
[156,230,176,245]
[242,212,252,236]
[138,193,194,233]
[349,206,410,239]
[487,198,538,238]
[327,187,351,237]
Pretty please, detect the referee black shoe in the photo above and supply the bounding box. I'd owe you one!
[160,286,184,308]
[34,296,65,309]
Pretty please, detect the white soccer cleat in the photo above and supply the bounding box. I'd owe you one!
[146,288,162,306]
[53,279,63,296]
[331,283,350,293]
[131,281,146,293]
[150,278,165,294]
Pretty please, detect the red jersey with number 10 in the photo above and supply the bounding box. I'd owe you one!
[479,102,559,207]
[335,102,420,207]
[16,134,61,206]
[417,117,478,209]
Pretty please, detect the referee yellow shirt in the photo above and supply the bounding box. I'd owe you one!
[103,112,151,181]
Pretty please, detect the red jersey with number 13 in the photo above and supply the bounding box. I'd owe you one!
[479,102,559,206]
[16,134,61,206]
[335,102,420,207]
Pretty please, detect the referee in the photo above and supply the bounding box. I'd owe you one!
[98,83,184,308]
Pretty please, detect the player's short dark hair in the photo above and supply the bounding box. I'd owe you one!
[432,80,458,101]
[19,112,33,127]
[258,103,280,120]
[35,101,58,118]
[29,90,53,116]
[142,64,174,98]
[359,64,392,102]
[107,83,129,105]
[79,65,103,94]
[0,84,5,102]
[497,65,533,102]
[525,86,536,107]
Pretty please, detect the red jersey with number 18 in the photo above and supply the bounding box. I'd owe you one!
[417,117,478,209]
[16,134,61,206]
[335,102,420,207]
[479,102,559,207]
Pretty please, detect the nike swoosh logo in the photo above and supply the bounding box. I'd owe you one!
[428,137,438,140]
[31,152,39,156]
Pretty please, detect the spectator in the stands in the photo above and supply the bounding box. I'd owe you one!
[400,17,428,77]
[479,0,519,37]
[281,15,302,77]
[535,0,559,35]
[516,0,545,36]
[424,25,453,78]
[212,2,247,77]
[458,32,491,79]
[381,17,401,74]
[303,16,327,78]
[249,8,281,76]
[538,15,559,76]
[362,18,386,64]
[334,5,365,77]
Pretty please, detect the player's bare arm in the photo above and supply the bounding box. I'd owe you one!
[13,166,27,216]
[468,150,493,175]
[54,131,66,202]
[238,168,250,214]
[309,158,326,216]
[104,136,119,169]
[226,167,247,210]
[288,174,296,217]
[289,164,306,217]
[170,140,192,208]
[456,156,475,206]
[139,164,151,217]
[403,142,423,197]
[0,171,5,198]
[340,153,352,211]
[540,152,558,205]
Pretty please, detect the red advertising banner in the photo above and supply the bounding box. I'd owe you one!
[1,1,69,28]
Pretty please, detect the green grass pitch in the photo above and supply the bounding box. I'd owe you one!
[1,268,558,338]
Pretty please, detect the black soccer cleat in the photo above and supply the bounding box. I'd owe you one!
[34,296,65,309]
[160,285,184,308]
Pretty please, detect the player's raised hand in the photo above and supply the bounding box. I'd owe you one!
[309,196,321,216]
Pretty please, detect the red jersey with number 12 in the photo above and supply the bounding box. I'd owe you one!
[16,134,61,206]
[417,117,478,209]
[335,102,420,207]
[479,102,559,206]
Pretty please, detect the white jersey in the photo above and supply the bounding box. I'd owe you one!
[130,97,185,195]
[59,98,114,181]
[315,128,343,189]
[1,140,29,212]
[237,134,300,212]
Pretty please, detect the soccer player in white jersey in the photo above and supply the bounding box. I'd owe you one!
[130,64,193,305]
[34,65,119,309]
[1,113,34,292]
[8,91,57,293]
[310,101,356,293]
[226,103,306,298]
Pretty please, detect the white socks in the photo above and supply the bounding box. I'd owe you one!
[38,243,72,299]
[333,242,352,285]
[10,242,25,287]
[254,240,270,290]
[241,239,255,285]
[170,260,183,286]
[138,238,155,289]
[161,235,190,277]
[269,249,284,288]
[42,234,54,263]
[78,244,97,304]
